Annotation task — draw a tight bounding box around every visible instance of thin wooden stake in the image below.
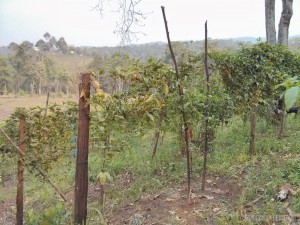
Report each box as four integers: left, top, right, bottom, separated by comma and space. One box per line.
161, 6, 191, 204
74, 72, 91, 225
16, 115, 26, 225
201, 21, 210, 191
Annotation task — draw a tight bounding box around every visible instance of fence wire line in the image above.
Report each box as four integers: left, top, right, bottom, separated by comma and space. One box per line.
0, 127, 67, 202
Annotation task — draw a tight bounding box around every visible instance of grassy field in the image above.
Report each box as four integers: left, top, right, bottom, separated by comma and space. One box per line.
0, 94, 77, 122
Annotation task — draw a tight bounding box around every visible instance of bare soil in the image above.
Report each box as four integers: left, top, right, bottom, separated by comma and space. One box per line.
104, 175, 241, 225
0, 174, 241, 225
0, 178, 17, 225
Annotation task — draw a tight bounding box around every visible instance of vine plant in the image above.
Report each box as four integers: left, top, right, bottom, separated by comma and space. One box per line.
211, 42, 300, 154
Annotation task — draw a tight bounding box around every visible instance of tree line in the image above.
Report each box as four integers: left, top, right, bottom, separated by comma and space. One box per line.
0, 33, 91, 95
1, 31, 299, 96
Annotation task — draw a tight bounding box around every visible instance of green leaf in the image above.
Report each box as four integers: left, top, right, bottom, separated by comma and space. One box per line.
284, 87, 300, 109
97, 172, 112, 185
44, 206, 56, 220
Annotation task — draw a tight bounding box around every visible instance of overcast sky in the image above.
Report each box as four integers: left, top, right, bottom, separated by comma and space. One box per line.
0, 0, 299, 47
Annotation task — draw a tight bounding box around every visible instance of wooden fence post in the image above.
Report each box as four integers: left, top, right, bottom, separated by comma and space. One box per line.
16, 115, 26, 225
201, 21, 210, 191
74, 73, 91, 225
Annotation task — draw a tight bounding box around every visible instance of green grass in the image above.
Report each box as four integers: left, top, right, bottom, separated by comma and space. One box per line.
211, 115, 300, 223
1, 113, 300, 224
98, 132, 186, 202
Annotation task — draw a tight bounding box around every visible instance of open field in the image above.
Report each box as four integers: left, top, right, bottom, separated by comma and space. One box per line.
0, 95, 77, 122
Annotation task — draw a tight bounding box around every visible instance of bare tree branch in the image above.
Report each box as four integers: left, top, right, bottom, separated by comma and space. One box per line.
94, 0, 149, 45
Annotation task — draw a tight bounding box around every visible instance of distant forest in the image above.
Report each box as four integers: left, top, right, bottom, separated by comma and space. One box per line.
0, 33, 299, 95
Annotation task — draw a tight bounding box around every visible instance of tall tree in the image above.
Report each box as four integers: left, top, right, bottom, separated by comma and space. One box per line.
278, 0, 293, 45
43, 32, 51, 41
265, 0, 276, 44
9, 42, 35, 93
56, 37, 68, 53
265, 0, 294, 138
0, 57, 15, 93
35, 39, 50, 51
48, 36, 57, 48
265, 0, 294, 45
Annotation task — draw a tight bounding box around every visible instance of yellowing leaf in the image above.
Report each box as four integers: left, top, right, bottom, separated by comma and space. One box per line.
128, 98, 137, 105
163, 83, 169, 95
96, 89, 105, 100
80, 90, 86, 99
93, 79, 101, 90
97, 172, 112, 185
103, 93, 113, 103
145, 94, 154, 103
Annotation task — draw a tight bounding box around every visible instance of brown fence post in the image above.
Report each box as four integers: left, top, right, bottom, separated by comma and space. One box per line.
74, 73, 91, 225
16, 115, 26, 225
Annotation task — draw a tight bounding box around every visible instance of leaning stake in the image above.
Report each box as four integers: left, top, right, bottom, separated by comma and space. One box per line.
161, 6, 191, 204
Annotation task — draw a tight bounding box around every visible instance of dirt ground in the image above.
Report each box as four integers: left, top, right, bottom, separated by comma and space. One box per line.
0, 174, 241, 225
0, 178, 17, 225
104, 175, 241, 225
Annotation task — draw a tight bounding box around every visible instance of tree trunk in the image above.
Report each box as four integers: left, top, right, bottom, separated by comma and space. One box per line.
265, 0, 276, 44
278, 0, 293, 45
38, 78, 42, 96
4, 82, 7, 94
249, 106, 257, 155
30, 81, 34, 95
